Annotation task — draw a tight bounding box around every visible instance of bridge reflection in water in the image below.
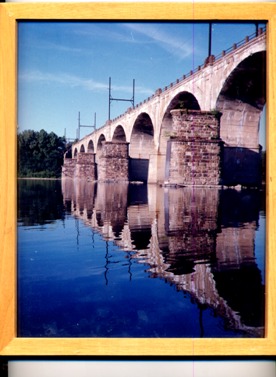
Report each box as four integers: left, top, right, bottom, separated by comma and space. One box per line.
62, 178, 265, 336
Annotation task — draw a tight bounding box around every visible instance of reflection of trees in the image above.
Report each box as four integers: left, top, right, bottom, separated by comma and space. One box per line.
18, 179, 65, 226
61, 179, 265, 334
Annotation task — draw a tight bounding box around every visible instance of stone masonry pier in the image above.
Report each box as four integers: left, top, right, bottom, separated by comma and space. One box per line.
166, 109, 222, 186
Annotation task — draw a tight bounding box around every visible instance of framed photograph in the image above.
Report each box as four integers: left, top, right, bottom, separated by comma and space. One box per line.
0, 2, 275, 356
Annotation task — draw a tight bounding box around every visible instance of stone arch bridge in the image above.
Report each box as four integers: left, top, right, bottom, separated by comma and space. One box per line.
63, 28, 266, 187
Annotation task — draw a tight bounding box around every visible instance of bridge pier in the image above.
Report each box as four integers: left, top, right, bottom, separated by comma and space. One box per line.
75, 152, 96, 180
147, 153, 161, 184
62, 155, 77, 178
165, 109, 222, 186
98, 141, 129, 182
62, 152, 96, 180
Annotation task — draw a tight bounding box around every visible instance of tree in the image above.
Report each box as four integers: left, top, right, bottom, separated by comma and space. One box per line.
18, 129, 67, 178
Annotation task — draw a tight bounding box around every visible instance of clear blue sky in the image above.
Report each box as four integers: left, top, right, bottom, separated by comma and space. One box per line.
18, 21, 266, 147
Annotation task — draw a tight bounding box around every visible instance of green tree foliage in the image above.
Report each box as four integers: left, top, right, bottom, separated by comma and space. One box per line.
18, 129, 67, 178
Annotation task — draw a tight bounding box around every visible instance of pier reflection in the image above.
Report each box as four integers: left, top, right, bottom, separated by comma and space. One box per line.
61, 179, 265, 335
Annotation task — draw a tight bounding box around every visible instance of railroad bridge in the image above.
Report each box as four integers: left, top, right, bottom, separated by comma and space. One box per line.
62, 29, 266, 187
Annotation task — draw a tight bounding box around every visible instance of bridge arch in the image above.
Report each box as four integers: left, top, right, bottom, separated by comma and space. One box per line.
97, 134, 106, 152
167, 91, 201, 113
87, 139, 95, 153
80, 144, 85, 153
216, 51, 266, 115
112, 125, 127, 142
129, 112, 154, 158
216, 50, 266, 185
95, 134, 106, 164
157, 91, 201, 182
160, 91, 201, 143
129, 112, 154, 182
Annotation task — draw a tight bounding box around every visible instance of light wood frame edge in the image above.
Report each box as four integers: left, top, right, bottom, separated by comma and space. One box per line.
0, 2, 275, 356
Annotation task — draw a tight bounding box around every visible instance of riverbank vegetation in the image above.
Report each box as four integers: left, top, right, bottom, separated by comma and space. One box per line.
18, 129, 67, 178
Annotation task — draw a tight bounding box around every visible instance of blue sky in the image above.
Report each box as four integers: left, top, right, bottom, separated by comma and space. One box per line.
18, 21, 266, 147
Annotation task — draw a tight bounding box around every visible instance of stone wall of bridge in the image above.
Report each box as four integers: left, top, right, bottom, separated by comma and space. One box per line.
63, 110, 224, 185
62, 157, 76, 178
63, 106, 262, 186
75, 152, 96, 181
166, 110, 222, 186
62, 152, 96, 180
63, 143, 129, 182
97, 141, 129, 182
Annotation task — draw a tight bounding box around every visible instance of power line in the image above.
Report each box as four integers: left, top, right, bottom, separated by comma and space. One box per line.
77, 112, 96, 140
108, 77, 135, 121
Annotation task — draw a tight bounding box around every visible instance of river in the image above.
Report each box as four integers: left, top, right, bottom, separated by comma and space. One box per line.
17, 179, 265, 338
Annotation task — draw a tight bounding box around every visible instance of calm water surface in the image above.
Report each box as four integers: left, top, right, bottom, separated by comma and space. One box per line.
17, 179, 265, 338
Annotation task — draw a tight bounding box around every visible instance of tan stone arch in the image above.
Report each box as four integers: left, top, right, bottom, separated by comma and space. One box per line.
87, 139, 95, 153
128, 112, 155, 182
156, 91, 201, 183
215, 49, 266, 186
96, 134, 106, 152
112, 124, 127, 142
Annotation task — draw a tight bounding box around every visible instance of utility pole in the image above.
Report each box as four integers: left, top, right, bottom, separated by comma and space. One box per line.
208, 22, 212, 57
108, 77, 135, 121
64, 128, 75, 143
255, 22, 259, 36
77, 112, 96, 140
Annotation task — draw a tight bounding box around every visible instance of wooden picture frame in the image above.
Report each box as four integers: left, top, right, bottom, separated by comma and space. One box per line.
0, 2, 275, 356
